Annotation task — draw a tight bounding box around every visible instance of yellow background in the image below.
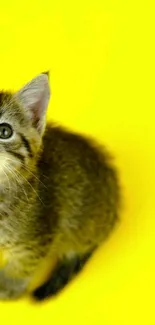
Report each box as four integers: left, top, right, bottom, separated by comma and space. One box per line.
0, 0, 155, 324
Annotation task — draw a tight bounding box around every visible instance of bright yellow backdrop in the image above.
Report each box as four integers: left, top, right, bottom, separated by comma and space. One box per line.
0, 0, 155, 324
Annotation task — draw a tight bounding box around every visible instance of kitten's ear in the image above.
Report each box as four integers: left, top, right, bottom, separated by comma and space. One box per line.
14, 73, 50, 135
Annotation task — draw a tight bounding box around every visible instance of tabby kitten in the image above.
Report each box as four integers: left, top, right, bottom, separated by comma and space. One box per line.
0, 73, 120, 300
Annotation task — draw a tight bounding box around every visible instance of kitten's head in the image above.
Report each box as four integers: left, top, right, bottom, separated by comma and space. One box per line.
0, 73, 50, 183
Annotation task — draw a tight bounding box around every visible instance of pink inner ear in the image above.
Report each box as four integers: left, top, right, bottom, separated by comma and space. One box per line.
28, 96, 47, 134
31, 97, 45, 130
14, 74, 50, 134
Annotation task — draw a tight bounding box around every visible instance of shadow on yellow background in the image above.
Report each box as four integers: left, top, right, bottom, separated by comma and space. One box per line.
0, 1, 155, 324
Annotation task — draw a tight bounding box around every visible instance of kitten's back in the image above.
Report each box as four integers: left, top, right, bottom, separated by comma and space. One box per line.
38, 125, 120, 252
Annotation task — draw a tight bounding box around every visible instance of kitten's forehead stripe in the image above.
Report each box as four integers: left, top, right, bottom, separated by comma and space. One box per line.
0, 92, 21, 119
0, 92, 12, 104
0, 92, 12, 115
0, 92, 6, 105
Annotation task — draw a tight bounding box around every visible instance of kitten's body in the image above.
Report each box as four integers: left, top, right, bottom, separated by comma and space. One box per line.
0, 74, 120, 300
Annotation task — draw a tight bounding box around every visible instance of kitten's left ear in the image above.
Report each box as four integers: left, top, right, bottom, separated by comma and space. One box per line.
14, 73, 50, 135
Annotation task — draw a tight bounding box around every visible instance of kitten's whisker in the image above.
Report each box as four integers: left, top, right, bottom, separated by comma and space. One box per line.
4, 157, 47, 189
1, 156, 44, 205
4, 164, 29, 204
1, 166, 11, 200
21, 165, 47, 189
11, 168, 29, 204
4, 164, 19, 200
14, 168, 45, 206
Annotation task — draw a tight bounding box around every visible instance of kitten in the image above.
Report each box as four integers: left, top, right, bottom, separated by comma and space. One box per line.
0, 73, 120, 300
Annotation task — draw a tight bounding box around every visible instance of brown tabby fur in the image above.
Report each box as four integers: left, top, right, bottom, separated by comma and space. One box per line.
0, 74, 120, 300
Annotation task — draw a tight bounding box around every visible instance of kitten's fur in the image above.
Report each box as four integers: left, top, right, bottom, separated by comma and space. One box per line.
0, 73, 120, 300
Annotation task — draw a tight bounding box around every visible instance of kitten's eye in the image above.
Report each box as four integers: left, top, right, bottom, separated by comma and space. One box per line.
0, 123, 13, 139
